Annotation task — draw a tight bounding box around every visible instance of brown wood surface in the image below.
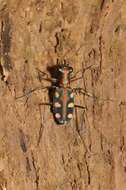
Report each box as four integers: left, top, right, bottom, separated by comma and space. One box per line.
0, 0, 126, 190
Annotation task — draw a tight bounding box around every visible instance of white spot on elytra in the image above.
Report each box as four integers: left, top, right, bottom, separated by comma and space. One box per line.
55, 92, 60, 98
68, 102, 74, 108
67, 113, 73, 119
55, 113, 61, 118
54, 102, 61, 108
70, 93, 74, 98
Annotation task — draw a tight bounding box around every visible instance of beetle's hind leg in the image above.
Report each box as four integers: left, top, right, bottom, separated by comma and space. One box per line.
74, 104, 87, 135
74, 104, 87, 133
37, 102, 52, 146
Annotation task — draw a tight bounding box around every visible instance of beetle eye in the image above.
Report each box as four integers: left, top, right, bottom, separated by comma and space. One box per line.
59, 68, 63, 72
69, 67, 73, 73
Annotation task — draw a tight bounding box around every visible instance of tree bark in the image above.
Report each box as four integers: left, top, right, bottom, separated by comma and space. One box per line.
0, 0, 126, 190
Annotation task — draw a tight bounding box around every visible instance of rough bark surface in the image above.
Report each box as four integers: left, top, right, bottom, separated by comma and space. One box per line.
0, 0, 126, 190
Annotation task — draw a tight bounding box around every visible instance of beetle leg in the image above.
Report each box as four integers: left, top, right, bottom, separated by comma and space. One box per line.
74, 88, 116, 102
73, 87, 95, 99
75, 105, 87, 110
70, 64, 94, 82
74, 104, 87, 134
37, 102, 52, 146
70, 75, 83, 82
16, 86, 52, 99
36, 68, 57, 83
39, 102, 52, 106
36, 68, 49, 78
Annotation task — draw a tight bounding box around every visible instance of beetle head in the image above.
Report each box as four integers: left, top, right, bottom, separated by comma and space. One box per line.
59, 60, 73, 74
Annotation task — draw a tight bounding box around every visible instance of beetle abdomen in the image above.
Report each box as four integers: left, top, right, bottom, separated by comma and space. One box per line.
53, 87, 74, 124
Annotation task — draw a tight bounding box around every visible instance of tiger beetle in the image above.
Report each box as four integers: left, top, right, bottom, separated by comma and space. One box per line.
17, 60, 94, 124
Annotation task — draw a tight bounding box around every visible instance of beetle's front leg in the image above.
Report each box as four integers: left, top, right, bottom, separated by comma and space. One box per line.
70, 65, 94, 82
36, 68, 57, 83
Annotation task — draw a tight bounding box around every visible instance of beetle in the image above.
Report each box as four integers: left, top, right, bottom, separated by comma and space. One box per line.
53, 61, 75, 124
16, 60, 93, 124
52, 61, 94, 124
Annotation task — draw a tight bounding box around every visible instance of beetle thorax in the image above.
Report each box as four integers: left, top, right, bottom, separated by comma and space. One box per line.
61, 69, 70, 87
